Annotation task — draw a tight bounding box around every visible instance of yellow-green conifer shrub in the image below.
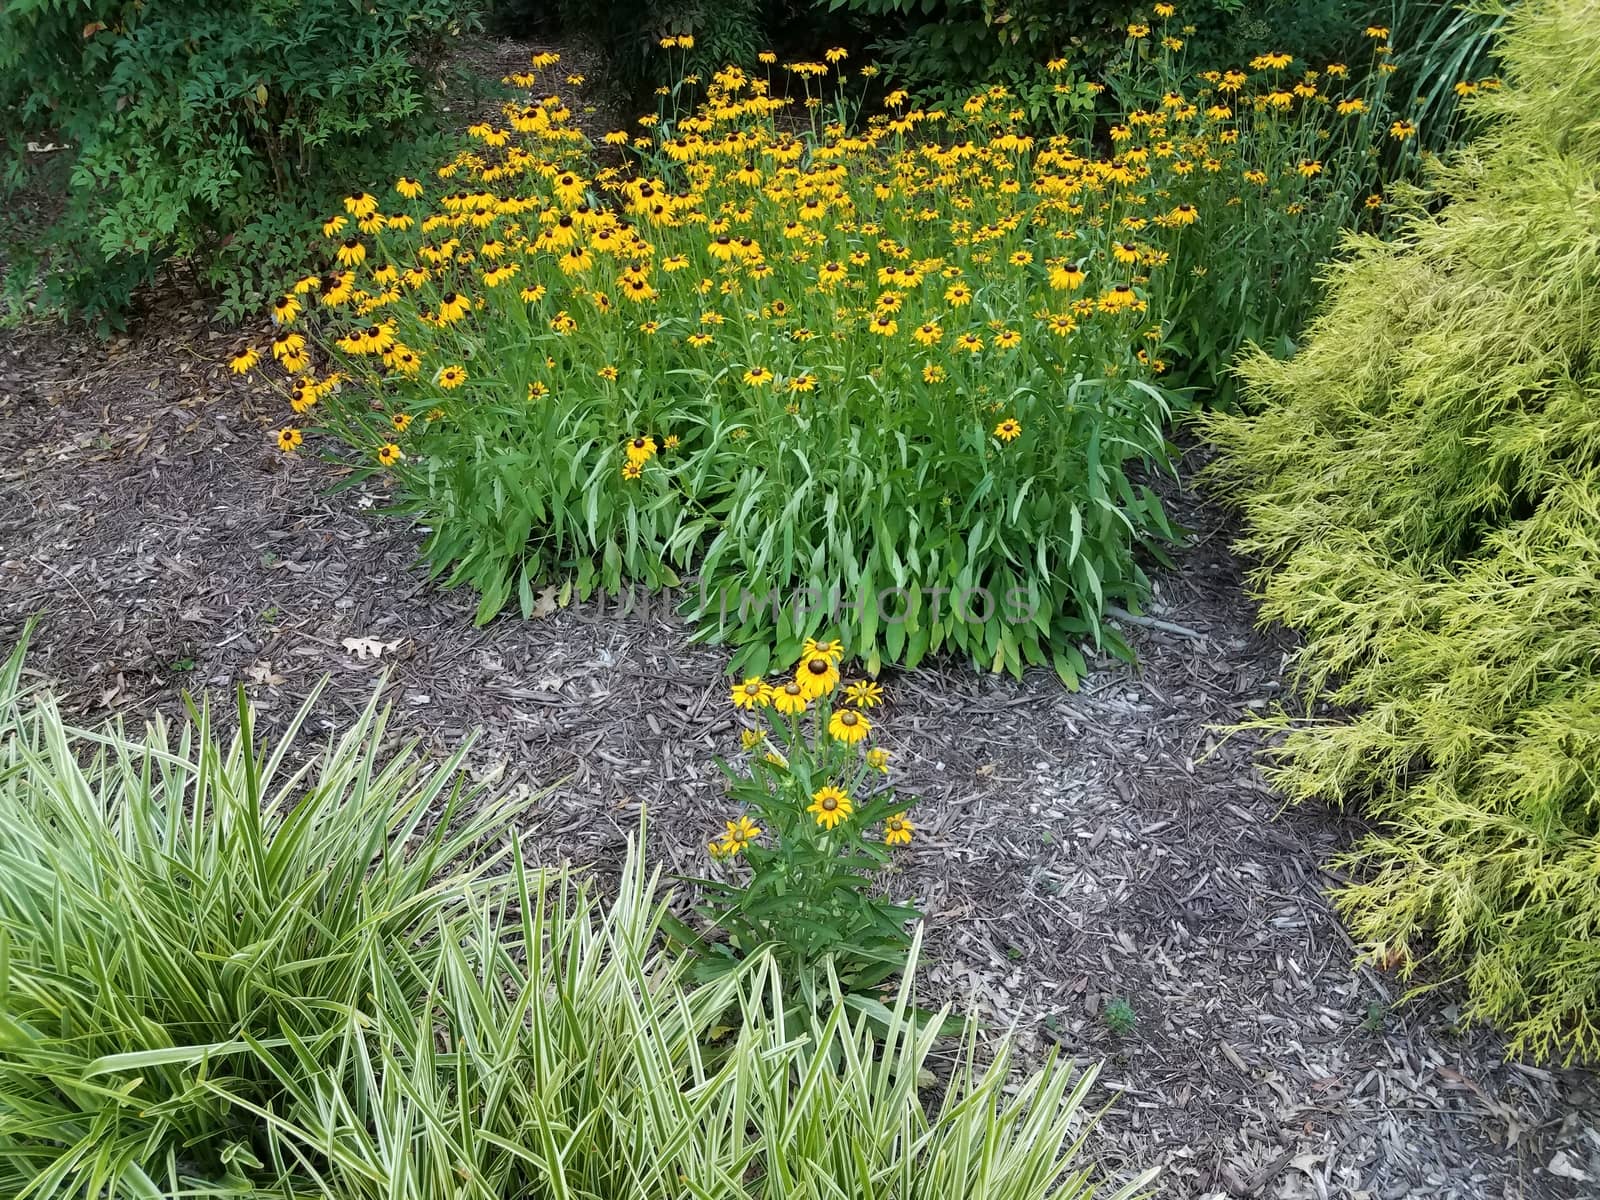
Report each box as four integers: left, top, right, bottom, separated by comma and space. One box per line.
1204, 0, 1600, 1062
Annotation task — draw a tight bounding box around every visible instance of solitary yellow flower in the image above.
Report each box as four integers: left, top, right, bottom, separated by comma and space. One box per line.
808, 786, 853, 830
828, 708, 870, 745
742, 365, 775, 387
723, 814, 761, 852
276, 427, 303, 453
866, 747, 891, 773
1389, 119, 1417, 140
731, 677, 771, 709
844, 680, 884, 708
377, 442, 404, 467
994, 417, 1022, 442
436, 365, 467, 390
883, 812, 913, 846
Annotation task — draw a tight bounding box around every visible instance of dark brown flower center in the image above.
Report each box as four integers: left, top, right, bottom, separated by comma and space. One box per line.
840, 711, 858, 725
807, 659, 829, 675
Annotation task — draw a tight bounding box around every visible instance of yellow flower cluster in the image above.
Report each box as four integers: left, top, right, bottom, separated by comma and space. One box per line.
717, 638, 904, 853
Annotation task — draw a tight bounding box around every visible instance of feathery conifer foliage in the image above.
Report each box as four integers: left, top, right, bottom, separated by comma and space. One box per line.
1204, 0, 1600, 1062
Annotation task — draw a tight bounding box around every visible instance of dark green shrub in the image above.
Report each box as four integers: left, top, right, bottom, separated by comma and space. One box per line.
0, 0, 474, 328
817, 0, 1360, 114
1205, 0, 1600, 1061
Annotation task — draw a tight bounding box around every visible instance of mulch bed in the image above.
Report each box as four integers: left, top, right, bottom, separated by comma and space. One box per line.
3, 35, 1598, 1200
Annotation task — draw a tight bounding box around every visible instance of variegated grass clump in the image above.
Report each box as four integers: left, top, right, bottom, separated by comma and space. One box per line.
1204, 0, 1600, 1061
0, 636, 1151, 1198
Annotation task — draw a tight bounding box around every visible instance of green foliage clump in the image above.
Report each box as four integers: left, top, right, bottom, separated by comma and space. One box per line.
1203, 0, 1600, 1061
0, 0, 471, 328
0, 639, 1152, 1198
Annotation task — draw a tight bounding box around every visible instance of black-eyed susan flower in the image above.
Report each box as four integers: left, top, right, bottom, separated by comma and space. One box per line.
391, 412, 412, 433
626, 435, 657, 465
723, 814, 761, 851
742, 365, 774, 387
797, 655, 840, 700
883, 812, 913, 846
229, 347, 260, 374
377, 442, 404, 467
912, 321, 942, 347
808, 786, 853, 830
731, 677, 771, 709
435, 365, 467, 390
771, 679, 808, 715
621, 461, 643, 481
994, 328, 1021, 351
437, 292, 471, 323
994, 417, 1022, 442
1389, 119, 1416, 140
844, 680, 883, 708
955, 332, 984, 353
828, 708, 870, 745
335, 237, 366, 267
276, 427, 303, 453
663, 434, 680, 450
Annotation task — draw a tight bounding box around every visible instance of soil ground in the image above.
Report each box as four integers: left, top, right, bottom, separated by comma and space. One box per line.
2, 32, 1599, 1200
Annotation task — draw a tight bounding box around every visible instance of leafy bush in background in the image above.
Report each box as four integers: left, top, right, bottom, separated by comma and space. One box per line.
1204, 0, 1600, 1061
0, 0, 473, 328
0, 638, 1151, 1198
817, 0, 1360, 114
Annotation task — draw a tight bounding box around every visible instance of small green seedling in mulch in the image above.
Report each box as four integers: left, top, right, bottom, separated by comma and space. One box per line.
260, 605, 280, 624
1361, 1000, 1387, 1033
167, 658, 196, 672
1104, 997, 1137, 1036
1005, 945, 1025, 962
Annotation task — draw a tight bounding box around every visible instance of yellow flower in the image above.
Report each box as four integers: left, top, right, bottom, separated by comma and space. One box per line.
771, 679, 808, 715
828, 707, 870, 745
395, 176, 423, 199
1389, 119, 1417, 140
844, 680, 884, 708
731, 677, 772, 709
335, 238, 366, 267
229, 347, 260, 374
437, 292, 471, 323
1249, 51, 1293, 70
598, 364, 619, 381
883, 812, 913, 846
723, 814, 761, 852
912, 321, 942, 346
391, 412, 413, 433
626, 435, 658, 465
377, 442, 404, 467
797, 654, 840, 699
276, 427, 303, 453
436, 365, 468, 390
808, 786, 853, 830
742, 365, 775, 387
994, 417, 1023, 442
621, 461, 643, 481
866, 747, 890, 773
955, 332, 984, 354
1365, 25, 1390, 38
